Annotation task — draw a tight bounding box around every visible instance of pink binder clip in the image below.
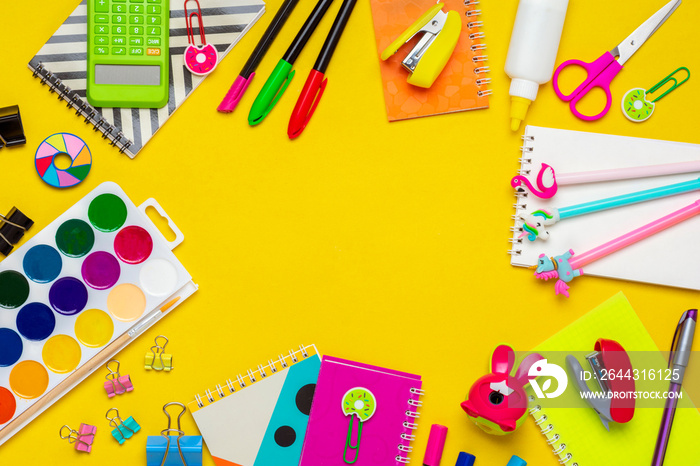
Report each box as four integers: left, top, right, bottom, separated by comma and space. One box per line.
60, 424, 96, 453
104, 359, 134, 397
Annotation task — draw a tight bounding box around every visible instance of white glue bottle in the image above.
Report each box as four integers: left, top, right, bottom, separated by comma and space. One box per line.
505, 0, 569, 131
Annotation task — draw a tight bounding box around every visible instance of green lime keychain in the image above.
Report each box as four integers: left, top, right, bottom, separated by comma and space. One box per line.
621, 67, 690, 122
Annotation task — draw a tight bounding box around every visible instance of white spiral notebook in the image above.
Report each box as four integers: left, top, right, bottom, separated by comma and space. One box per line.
188, 345, 321, 466
509, 126, 700, 291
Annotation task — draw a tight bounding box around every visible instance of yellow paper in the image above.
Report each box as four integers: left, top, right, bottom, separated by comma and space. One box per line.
531, 293, 700, 465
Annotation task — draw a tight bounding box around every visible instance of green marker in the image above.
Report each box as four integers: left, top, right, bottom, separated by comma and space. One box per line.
248, 0, 335, 125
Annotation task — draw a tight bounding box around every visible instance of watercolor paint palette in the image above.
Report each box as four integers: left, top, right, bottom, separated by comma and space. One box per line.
0, 182, 196, 444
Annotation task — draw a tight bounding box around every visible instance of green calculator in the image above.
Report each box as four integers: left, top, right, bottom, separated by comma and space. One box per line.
87, 0, 170, 108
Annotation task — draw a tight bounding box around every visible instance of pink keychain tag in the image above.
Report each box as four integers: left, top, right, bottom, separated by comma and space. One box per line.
184, 0, 218, 76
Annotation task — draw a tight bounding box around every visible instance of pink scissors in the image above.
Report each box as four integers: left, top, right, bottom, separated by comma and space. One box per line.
552, 0, 681, 121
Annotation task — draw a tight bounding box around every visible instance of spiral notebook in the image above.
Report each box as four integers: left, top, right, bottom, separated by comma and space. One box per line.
528, 292, 700, 465
509, 126, 700, 291
369, 0, 490, 121
28, 0, 264, 158
298, 356, 424, 466
188, 345, 321, 466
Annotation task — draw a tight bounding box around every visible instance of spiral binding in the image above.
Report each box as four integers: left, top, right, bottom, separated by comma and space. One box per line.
464, 1, 491, 98
527, 396, 580, 466
192, 344, 313, 408
508, 134, 537, 256
29, 62, 132, 155
394, 386, 424, 464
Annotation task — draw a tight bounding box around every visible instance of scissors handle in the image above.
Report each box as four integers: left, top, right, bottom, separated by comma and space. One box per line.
552, 52, 623, 121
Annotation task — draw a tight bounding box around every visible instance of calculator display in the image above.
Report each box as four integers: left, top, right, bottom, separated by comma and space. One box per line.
94, 65, 161, 85
87, 0, 170, 108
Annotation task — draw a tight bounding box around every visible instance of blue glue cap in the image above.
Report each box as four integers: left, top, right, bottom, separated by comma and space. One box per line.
455, 452, 476, 466
506, 455, 526, 466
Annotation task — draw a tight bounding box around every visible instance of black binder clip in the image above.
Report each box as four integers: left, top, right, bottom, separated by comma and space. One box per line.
0, 105, 26, 148
0, 207, 33, 256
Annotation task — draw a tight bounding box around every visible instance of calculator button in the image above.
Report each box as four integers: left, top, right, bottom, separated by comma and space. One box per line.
112, 3, 125, 12
147, 0, 161, 3
112, 15, 126, 23
130, 4, 143, 12
129, 48, 144, 55
95, 46, 109, 55
131, 0, 144, 2
95, 0, 108, 13
130, 26, 144, 34
112, 36, 126, 45
95, 14, 109, 23
130, 15, 143, 24
95, 35, 109, 45
147, 26, 160, 35
147, 5, 160, 13
112, 25, 126, 34
95, 25, 108, 34
146, 37, 161, 46
113, 47, 126, 55
113, 0, 126, 2
130, 37, 144, 45
147, 16, 161, 25
147, 48, 161, 56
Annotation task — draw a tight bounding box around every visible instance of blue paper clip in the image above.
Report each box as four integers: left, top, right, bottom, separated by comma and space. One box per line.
106, 408, 141, 445
146, 402, 202, 466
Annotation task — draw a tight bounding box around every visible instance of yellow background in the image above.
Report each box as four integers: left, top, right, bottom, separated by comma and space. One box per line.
2, 0, 699, 464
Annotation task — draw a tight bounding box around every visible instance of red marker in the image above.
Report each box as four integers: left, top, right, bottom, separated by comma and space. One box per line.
288, 0, 357, 139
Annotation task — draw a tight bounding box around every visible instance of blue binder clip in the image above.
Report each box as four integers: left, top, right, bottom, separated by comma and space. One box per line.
146, 402, 202, 466
106, 408, 141, 445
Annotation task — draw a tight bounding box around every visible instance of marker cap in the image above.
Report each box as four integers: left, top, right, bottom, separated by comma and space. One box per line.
506, 455, 527, 466
423, 424, 448, 466
455, 452, 475, 466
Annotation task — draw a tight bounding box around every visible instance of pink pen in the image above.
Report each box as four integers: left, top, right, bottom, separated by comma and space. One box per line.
512, 160, 700, 199
217, 0, 300, 113
531, 199, 700, 297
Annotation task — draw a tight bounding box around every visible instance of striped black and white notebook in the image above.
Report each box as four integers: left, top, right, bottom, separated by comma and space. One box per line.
28, 0, 265, 158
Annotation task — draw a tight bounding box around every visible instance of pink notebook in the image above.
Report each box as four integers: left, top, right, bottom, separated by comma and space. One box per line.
299, 356, 424, 466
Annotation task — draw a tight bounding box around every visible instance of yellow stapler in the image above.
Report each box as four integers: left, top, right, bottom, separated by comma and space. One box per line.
381, 3, 461, 88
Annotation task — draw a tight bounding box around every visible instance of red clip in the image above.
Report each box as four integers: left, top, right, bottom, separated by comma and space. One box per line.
596, 338, 635, 424
184, 0, 207, 47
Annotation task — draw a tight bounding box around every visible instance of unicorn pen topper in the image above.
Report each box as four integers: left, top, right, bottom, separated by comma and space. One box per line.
512, 160, 700, 199
532, 199, 700, 297
519, 177, 700, 241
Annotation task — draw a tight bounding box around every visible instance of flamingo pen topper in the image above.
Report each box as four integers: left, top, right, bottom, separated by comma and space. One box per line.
519, 177, 700, 241
512, 159, 700, 200
532, 199, 700, 297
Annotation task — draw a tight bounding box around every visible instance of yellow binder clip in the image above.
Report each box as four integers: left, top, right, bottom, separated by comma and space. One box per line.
145, 335, 173, 371
380, 3, 461, 88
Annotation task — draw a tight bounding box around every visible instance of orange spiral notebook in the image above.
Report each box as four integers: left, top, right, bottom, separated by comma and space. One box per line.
369, 0, 490, 121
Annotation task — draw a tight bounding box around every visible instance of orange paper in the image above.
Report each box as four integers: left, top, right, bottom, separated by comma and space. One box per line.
369, 0, 490, 121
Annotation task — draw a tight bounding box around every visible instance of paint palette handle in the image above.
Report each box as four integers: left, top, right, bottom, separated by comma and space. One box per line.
138, 199, 184, 250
